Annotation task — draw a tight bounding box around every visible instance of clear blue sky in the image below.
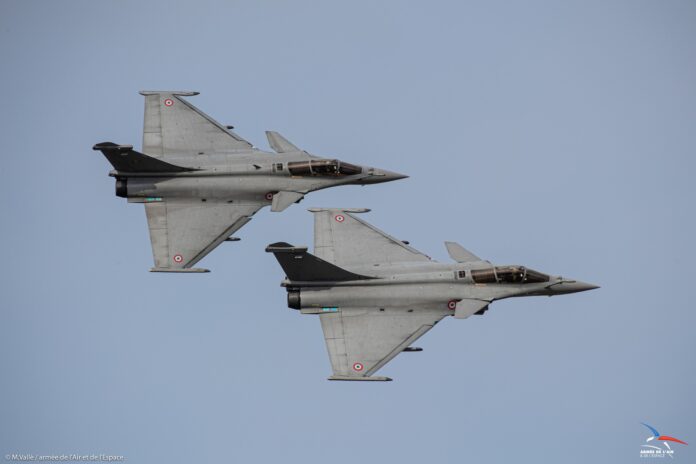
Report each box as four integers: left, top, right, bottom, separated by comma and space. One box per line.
1, 1, 694, 462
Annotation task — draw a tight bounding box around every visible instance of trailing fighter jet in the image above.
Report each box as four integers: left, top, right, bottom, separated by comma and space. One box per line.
266, 208, 598, 381
93, 91, 406, 272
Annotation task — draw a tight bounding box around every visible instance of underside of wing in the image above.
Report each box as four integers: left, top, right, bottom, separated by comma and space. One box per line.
144, 199, 263, 271
310, 208, 432, 268
319, 306, 448, 380
140, 91, 253, 157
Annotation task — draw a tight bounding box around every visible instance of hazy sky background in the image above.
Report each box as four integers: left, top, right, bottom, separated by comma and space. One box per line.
1, 1, 694, 462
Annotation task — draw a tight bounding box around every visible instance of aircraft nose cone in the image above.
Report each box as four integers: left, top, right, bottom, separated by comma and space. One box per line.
361, 168, 409, 184
549, 280, 600, 294
381, 169, 409, 181
569, 281, 600, 293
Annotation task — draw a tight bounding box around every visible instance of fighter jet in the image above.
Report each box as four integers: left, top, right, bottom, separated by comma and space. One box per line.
266, 208, 598, 381
93, 91, 406, 272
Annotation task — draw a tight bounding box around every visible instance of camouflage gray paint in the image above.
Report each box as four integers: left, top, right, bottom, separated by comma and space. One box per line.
93, 91, 406, 272
267, 208, 598, 381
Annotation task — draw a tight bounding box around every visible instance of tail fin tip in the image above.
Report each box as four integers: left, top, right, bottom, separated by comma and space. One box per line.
265, 242, 308, 253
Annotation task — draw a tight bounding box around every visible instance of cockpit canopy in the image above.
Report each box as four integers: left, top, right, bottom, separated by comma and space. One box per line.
288, 159, 363, 177
471, 266, 549, 284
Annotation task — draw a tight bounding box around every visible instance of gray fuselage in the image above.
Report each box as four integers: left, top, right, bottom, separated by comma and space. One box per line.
112, 150, 404, 202
283, 261, 597, 313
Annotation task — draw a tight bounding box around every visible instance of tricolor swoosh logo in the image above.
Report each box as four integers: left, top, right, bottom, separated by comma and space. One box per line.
642, 422, 688, 447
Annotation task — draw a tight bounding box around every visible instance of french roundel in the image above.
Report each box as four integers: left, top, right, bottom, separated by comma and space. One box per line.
447, 300, 457, 310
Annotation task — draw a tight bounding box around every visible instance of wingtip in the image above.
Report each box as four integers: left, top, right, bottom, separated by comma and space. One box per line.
149, 267, 210, 273
307, 207, 371, 213
139, 90, 200, 97
327, 375, 392, 381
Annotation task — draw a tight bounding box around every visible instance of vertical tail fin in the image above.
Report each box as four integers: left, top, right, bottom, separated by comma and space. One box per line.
92, 142, 195, 173
265, 242, 372, 282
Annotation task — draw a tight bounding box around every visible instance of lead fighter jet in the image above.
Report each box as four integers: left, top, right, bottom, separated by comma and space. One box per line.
93, 91, 406, 272
266, 208, 598, 381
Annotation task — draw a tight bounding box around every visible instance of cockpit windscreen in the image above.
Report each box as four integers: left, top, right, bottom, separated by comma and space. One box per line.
471, 266, 549, 284
288, 159, 362, 177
